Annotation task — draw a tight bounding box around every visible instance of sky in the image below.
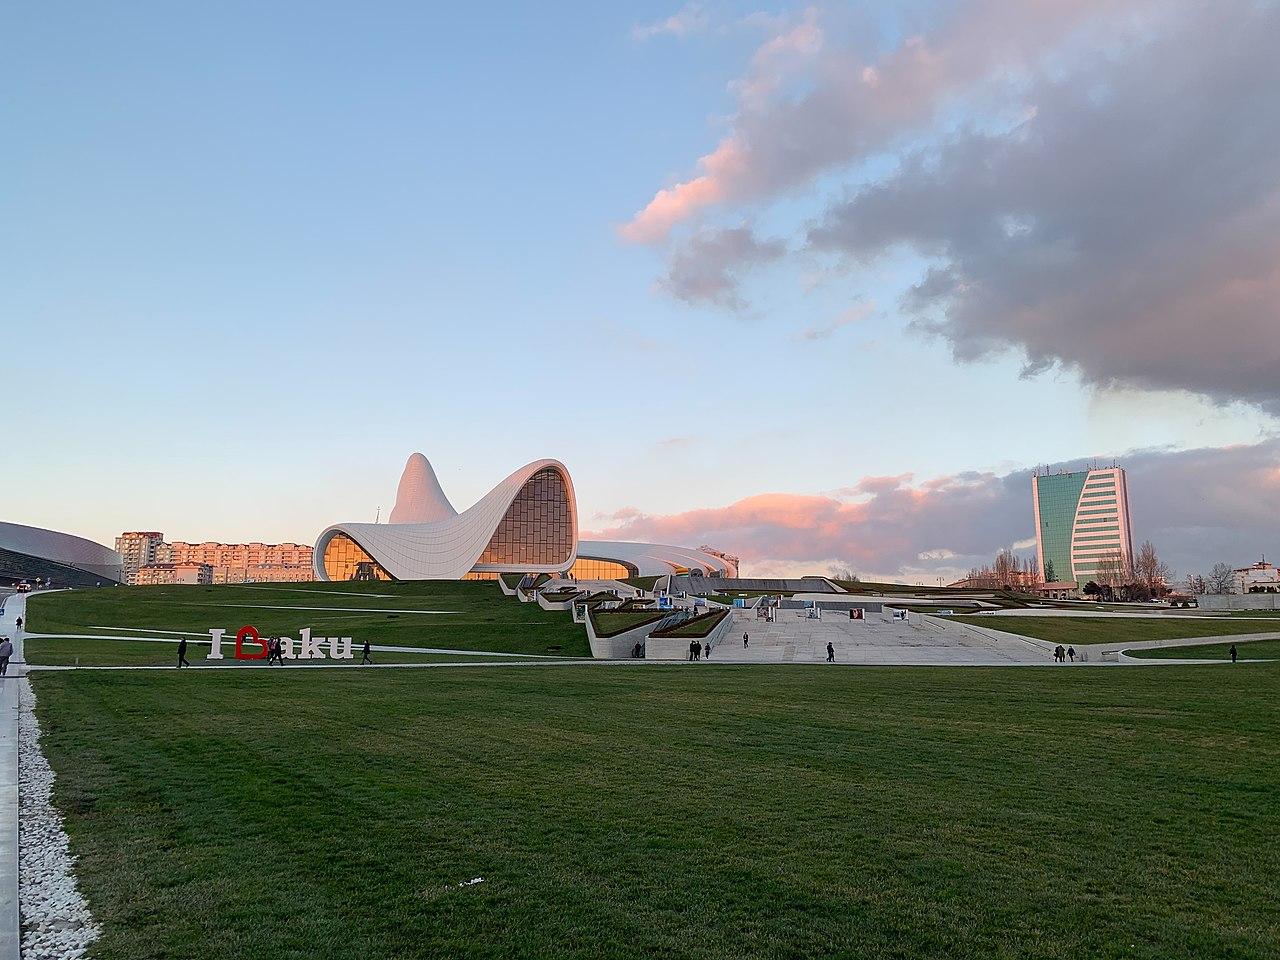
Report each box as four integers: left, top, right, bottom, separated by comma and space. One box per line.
2, 0, 1278, 582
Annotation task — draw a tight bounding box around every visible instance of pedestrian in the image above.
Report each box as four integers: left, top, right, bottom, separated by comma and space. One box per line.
704, 641, 711, 660
0, 637, 11, 677
361, 639, 372, 665
1230, 644, 1238, 664
743, 632, 749, 649
826, 642, 835, 662
694, 641, 702, 661
268, 637, 285, 665
1067, 646, 1076, 663
1053, 644, 1064, 663
689, 640, 697, 661
14, 617, 22, 632
177, 636, 190, 669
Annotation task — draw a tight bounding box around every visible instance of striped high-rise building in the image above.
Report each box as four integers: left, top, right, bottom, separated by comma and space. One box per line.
1031, 467, 1134, 587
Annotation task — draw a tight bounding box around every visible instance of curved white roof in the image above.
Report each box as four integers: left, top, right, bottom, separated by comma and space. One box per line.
578, 540, 735, 578
0, 521, 124, 582
316, 458, 577, 580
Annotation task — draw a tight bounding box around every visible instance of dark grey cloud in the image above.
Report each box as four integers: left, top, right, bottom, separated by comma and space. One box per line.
657, 225, 785, 310
808, 3, 1280, 412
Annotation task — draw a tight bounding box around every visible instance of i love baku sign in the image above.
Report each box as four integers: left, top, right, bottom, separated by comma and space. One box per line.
205, 626, 355, 661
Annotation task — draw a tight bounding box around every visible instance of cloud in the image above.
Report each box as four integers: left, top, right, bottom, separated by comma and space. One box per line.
656, 225, 785, 310
583, 439, 1280, 581
633, 3, 710, 42
808, 3, 1280, 413
797, 300, 874, 341
622, 0, 1158, 242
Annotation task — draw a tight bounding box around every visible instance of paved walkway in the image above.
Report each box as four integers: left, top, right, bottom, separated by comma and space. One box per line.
0, 678, 17, 960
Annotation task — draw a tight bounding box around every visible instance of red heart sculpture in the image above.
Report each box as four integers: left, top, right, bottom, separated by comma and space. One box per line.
234, 625, 268, 660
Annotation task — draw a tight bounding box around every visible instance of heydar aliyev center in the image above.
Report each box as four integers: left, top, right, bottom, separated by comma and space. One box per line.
313, 454, 738, 582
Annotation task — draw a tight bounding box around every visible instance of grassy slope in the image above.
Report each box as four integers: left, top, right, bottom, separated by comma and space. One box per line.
25, 580, 589, 657
951, 615, 1280, 646
33, 666, 1280, 960
1126, 638, 1280, 660
23, 638, 497, 667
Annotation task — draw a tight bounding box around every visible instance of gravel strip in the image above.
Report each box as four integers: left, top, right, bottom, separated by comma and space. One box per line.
18, 680, 100, 959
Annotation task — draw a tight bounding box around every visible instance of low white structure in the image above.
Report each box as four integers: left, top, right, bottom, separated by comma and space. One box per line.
575, 540, 737, 579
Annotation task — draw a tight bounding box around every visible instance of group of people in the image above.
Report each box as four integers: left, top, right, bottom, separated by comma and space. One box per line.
688, 640, 709, 660
1053, 644, 1077, 663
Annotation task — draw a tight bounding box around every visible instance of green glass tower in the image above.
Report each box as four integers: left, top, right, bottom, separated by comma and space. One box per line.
1032, 468, 1133, 587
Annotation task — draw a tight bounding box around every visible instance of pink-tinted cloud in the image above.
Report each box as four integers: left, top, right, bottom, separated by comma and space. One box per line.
623, 0, 1156, 242
633, 3, 711, 42
583, 440, 1280, 581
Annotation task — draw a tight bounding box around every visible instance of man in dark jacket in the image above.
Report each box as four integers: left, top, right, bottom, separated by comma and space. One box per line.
177, 637, 190, 668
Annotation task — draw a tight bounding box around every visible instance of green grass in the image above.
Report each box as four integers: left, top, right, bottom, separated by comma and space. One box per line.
1126, 638, 1280, 660
951, 615, 1280, 646
23, 638, 498, 667
651, 609, 728, 638
588, 609, 669, 637
622, 576, 661, 590
32, 665, 1280, 959
25, 580, 590, 657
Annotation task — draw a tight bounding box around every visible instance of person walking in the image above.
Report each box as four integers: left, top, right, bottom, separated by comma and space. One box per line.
704, 641, 712, 660
268, 637, 285, 665
743, 632, 749, 649
361, 639, 372, 665
1053, 644, 1064, 663
694, 641, 702, 661
1067, 646, 1076, 663
689, 640, 697, 661
0, 637, 11, 677
1230, 644, 1238, 664
177, 636, 190, 669
826, 642, 835, 663
14, 617, 22, 632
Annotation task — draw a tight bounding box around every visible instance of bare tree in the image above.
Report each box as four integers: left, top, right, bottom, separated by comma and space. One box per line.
829, 565, 861, 583
1093, 551, 1130, 591
1207, 562, 1236, 595
1184, 573, 1207, 595
1133, 541, 1173, 596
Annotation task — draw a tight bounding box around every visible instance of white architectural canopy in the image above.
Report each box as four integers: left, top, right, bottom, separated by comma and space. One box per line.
314, 453, 739, 582
315, 456, 578, 581
0, 520, 124, 584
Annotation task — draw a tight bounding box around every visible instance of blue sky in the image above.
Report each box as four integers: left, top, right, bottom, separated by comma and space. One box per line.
3, 1, 1277, 579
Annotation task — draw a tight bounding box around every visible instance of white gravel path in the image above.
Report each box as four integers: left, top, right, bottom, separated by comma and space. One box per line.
18, 680, 100, 959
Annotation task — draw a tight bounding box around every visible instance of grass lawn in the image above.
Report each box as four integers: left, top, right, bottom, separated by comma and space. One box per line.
588, 609, 668, 637
31, 665, 1280, 959
952, 615, 1280, 646
651, 610, 728, 638
23, 638, 499, 667
1126, 638, 1280, 660
25, 580, 589, 657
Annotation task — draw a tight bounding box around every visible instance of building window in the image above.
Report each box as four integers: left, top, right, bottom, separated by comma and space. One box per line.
323, 533, 394, 581
569, 557, 636, 580
473, 467, 574, 568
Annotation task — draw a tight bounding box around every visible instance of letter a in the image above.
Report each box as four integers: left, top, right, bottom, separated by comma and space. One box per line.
298, 628, 325, 660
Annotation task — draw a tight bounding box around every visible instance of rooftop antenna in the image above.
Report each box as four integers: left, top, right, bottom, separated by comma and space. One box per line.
374, 505, 381, 524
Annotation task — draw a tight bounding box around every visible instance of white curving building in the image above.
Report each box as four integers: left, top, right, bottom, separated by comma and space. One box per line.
0, 520, 124, 586
313, 454, 737, 582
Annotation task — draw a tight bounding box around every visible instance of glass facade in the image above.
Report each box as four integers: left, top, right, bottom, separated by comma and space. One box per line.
473, 467, 574, 568
570, 557, 636, 580
1034, 472, 1088, 585
1034, 469, 1131, 586
322, 532, 394, 581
